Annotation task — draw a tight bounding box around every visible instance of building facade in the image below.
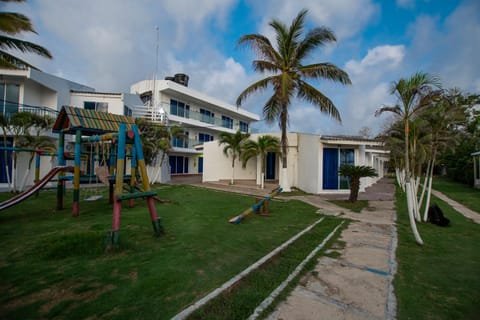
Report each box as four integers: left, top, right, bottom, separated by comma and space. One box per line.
130, 74, 259, 177
203, 132, 389, 194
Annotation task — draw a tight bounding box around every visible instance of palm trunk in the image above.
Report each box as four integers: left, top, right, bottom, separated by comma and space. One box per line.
405, 120, 423, 245
231, 156, 235, 185
418, 159, 431, 209
423, 149, 437, 221
349, 177, 360, 202
280, 109, 290, 191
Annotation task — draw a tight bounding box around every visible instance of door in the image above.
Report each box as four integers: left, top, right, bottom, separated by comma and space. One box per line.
198, 157, 203, 173
266, 152, 276, 180
0, 138, 12, 183
323, 148, 339, 189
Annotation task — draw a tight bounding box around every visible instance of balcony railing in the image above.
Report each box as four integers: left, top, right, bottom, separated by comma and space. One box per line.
0, 100, 58, 120
172, 137, 207, 149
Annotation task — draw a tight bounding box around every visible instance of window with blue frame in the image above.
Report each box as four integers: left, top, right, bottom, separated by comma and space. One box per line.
172, 131, 189, 148
322, 148, 355, 190
339, 149, 355, 189
222, 115, 233, 129
84, 101, 108, 112
198, 133, 213, 143
170, 99, 190, 118
200, 108, 215, 124
169, 155, 189, 174
239, 121, 249, 133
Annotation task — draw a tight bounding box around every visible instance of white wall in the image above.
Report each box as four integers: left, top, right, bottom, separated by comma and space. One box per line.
297, 134, 320, 193
202, 140, 256, 182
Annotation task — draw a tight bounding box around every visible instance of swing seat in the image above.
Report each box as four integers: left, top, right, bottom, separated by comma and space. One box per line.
85, 195, 103, 201
95, 166, 110, 185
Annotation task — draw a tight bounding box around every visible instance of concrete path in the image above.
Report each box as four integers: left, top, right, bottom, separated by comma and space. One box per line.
431, 189, 480, 224
266, 180, 397, 320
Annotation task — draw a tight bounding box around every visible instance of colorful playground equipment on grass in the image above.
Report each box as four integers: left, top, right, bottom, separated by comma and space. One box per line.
52, 106, 163, 246
228, 187, 282, 224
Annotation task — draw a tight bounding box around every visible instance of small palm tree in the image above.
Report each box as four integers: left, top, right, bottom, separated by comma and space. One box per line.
338, 164, 377, 202
241, 135, 280, 188
0, 0, 52, 69
218, 130, 250, 184
236, 9, 351, 191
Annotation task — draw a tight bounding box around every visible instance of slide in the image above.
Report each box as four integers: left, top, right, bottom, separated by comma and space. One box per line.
0, 166, 73, 211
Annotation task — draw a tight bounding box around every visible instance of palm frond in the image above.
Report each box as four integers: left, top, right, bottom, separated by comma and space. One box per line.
294, 27, 336, 62
236, 76, 274, 107
0, 12, 35, 35
297, 80, 341, 122
299, 62, 351, 85
0, 35, 52, 58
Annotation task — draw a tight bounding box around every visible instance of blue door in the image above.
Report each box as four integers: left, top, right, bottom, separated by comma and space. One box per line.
266, 152, 276, 180
0, 138, 12, 183
323, 148, 338, 189
198, 157, 203, 173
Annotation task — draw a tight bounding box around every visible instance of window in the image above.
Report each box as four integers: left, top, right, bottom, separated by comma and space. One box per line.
198, 133, 214, 143
200, 108, 215, 124
170, 99, 190, 118
0, 83, 20, 117
173, 131, 189, 148
169, 155, 189, 174
84, 101, 108, 112
222, 115, 233, 129
339, 149, 355, 189
124, 105, 132, 117
239, 121, 249, 133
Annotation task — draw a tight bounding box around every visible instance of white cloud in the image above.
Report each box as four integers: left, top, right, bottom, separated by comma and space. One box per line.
345, 45, 405, 78
396, 0, 415, 9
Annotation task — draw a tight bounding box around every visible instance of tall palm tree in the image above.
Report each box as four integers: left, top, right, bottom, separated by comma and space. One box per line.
241, 135, 280, 188
338, 164, 377, 202
376, 71, 441, 245
236, 9, 351, 191
218, 130, 250, 185
0, 0, 52, 69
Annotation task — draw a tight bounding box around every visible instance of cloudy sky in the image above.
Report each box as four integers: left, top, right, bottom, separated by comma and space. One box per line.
6, 0, 479, 136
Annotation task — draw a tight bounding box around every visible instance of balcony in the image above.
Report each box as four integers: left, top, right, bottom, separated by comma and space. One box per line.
0, 100, 59, 120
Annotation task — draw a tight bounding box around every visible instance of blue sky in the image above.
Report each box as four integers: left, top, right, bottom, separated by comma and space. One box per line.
5, 0, 479, 136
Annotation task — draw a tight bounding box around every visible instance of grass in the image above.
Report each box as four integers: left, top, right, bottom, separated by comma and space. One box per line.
432, 176, 480, 213
394, 185, 480, 320
0, 184, 344, 319
328, 199, 369, 213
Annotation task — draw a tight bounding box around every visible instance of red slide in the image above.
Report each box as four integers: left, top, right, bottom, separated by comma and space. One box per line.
0, 166, 73, 211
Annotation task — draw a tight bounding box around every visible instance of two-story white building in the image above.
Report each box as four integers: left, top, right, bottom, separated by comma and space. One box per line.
130, 74, 260, 177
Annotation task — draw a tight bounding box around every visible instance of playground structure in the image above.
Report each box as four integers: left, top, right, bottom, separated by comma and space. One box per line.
228, 187, 282, 224
50, 106, 163, 246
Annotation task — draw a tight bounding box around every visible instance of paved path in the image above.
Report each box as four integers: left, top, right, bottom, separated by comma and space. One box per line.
431, 189, 480, 224
266, 180, 397, 320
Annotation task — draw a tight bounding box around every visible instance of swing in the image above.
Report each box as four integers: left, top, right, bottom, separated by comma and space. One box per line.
95, 141, 110, 186
85, 142, 105, 201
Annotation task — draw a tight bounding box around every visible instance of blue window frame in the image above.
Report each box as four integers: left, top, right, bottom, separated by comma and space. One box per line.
173, 131, 189, 148
222, 115, 233, 129
198, 133, 213, 143
200, 108, 215, 124
170, 99, 190, 118
169, 155, 189, 174
323, 148, 355, 190
239, 121, 249, 133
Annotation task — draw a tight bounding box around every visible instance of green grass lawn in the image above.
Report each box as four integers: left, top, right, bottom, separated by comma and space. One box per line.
433, 176, 480, 213
394, 186, 480, 319
0, 185, 343, 319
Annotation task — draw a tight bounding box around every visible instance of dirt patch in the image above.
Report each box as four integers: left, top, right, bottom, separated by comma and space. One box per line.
1, 280, 115, 317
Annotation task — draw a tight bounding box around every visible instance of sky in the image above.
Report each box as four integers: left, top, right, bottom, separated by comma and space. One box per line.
4, 0, 479, 136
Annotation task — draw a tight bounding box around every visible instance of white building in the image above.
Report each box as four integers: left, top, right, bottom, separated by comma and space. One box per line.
0, 68, 143, 189
130, 74, 260, 177
203, 132, 389, 194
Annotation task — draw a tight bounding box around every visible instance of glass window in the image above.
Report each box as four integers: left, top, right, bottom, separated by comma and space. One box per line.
199, 133, 213, 143
200, 108, 215, 124
84, 101, 108, 112
239, 121, 249, 133
222, 115, 233, 129
339, 149, 355, 189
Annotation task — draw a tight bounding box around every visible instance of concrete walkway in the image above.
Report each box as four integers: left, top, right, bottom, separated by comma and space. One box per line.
266, 179, 397, 320
431, 189, 480, 224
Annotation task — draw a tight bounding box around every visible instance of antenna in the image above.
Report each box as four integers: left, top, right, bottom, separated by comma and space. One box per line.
151, 26, 160, 121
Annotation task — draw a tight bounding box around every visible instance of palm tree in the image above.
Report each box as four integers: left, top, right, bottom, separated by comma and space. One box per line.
218, 130, 250, 185
236, 9, 351, 191
0, 0, 52, 69
338, 164, 377, 202
375, 71, 441, 245
241, 135, 280, 188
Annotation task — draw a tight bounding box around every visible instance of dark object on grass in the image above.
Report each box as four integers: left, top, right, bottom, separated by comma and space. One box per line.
428, 204, 450, 226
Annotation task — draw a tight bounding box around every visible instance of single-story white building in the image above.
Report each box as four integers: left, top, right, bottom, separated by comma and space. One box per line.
203, 132, 389, 194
